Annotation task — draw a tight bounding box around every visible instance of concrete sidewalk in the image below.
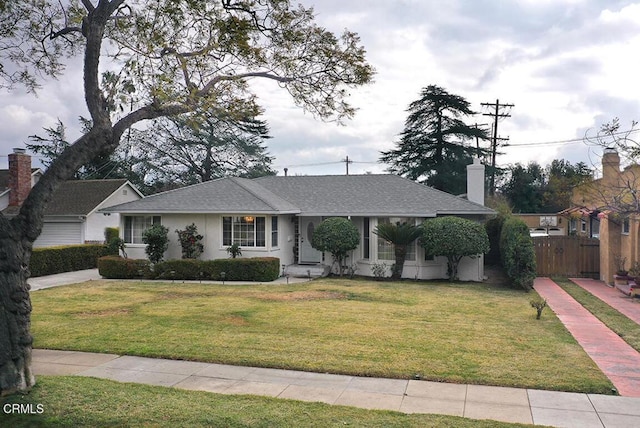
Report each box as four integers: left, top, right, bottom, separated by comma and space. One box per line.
33, 349, 640, 427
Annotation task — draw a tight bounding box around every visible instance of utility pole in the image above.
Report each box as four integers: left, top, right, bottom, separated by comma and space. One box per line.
481, 99, 514, 195
342, 155, 353, 175
472, 123, 490, 154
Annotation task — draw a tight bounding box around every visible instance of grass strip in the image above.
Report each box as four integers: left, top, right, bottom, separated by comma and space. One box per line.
0, 376, 534, 427
552, 277, 640, 352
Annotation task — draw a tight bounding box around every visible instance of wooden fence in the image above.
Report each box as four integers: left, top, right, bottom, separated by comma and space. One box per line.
533, 236, 599, 278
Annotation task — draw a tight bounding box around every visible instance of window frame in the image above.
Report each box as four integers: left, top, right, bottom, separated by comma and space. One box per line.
123, 215, 161, 244
222, 215, 267, 248
271, 216, 279, 248
376, 217, 417, 262
623, 217, 630, 235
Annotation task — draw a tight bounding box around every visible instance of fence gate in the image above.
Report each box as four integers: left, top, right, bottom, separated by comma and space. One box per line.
533, 236, 599, 278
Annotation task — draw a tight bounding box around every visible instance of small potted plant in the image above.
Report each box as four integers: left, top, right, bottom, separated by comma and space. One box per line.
629, 261, 640, 284
614, 254, 629, 287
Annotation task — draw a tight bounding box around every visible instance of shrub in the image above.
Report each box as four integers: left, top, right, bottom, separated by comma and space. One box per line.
421, 216, 490, 281
30, 244, 109, 277
142, 224, 169, 263
226, 243, 242, 258
101, 257, 281, 282
311, 217, 359, 276
152, 259, 203, 280
97, 256, 151, 279
499, 217, 537, 291
485, 215, 506, 265
104, 227, 119, 243
176, 223, 204, 259
371, 262, 388, 280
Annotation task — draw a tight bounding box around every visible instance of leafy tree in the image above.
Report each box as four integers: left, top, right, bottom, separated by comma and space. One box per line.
130, 108, 275, 188
176, 223, 204, 259
0, 0, 373, 396
142, 224, 169, 264
543, 159, 592, 212
501, 160, 592, 213
27, 117, 145, 184
501, 162, 546, 213
380, 85, 489, 194
373, 221, 422, 280
420, 216, 490, 281
311, 217, 360, 276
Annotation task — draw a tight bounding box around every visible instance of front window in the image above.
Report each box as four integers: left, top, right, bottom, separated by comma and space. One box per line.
363, 217, 370, 259
623, 218, 630, 235
223, 216, 266, 247
271, 216, 278, 247
376, 218, 416, 261
124, 216, 161, 244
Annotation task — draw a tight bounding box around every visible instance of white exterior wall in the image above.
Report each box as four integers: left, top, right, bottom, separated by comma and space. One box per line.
86, 184, 142, 242
122, 213, 296, 266
351, 216, 485, 282
120, 212, 484, 281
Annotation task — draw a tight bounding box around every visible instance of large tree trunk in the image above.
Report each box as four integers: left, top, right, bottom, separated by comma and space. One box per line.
0, 232, 34, 396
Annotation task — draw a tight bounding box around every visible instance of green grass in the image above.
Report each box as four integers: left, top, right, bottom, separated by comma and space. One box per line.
0, 376, 533, 427
30, 278, 614, 393
553, 277, 640, 352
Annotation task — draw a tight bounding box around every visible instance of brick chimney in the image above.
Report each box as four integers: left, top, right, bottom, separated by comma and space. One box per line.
8, 148, 32, 207
466, 157, 485, 206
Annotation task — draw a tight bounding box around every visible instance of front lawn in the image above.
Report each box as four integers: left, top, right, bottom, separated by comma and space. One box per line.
30, 278, 613, 393
0, 376, 531, 427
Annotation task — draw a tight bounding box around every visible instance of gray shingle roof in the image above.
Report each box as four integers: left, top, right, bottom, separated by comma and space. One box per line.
102, 177, 300, 214
255, 175, 494, 216
103, 174, 494, 217
44, 179, 132, 215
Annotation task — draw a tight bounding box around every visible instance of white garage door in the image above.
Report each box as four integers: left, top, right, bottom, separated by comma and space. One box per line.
34, 222, 83, 248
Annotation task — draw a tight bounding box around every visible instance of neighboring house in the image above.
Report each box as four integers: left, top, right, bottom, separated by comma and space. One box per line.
103, 159, 495, 281
0, 149, 43, 211
1, 149, 143, 247
569, 148, 637, 284
513, 213, 569, 237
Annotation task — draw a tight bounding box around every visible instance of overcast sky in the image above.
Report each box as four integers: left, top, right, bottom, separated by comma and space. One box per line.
1, 0, 640, 176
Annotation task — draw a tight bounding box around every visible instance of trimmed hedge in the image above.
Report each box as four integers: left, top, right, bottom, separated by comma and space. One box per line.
499, 217, 537, 291
98, 257, 280, 282
97, 256, 152, 279
30, 244, 109, 277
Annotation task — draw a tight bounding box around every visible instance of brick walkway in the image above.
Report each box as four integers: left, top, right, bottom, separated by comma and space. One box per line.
570, 278, 640, 325
534, 278, 640, 397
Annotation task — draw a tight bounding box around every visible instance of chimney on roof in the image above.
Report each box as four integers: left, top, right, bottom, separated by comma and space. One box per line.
602, 147, 620, 182
8, 148, 32, 207
466, 157, 485, 206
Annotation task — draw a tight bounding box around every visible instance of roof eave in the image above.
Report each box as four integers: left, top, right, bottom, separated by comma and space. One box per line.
99, 208, 301, 215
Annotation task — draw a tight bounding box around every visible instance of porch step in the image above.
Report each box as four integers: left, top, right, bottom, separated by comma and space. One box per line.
285, 264, 330, 278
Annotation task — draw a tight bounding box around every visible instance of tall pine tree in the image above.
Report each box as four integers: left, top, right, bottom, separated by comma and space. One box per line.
380, 85, 488, 195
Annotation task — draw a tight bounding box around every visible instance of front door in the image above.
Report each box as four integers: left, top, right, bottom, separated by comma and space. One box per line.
299, 217, 323, 264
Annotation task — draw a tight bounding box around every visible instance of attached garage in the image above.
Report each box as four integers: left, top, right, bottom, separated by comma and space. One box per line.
34, 219, 84, 248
